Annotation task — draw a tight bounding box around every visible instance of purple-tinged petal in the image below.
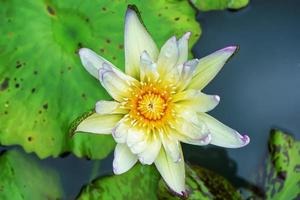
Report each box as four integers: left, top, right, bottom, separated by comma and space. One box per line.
187, 46, 239, 90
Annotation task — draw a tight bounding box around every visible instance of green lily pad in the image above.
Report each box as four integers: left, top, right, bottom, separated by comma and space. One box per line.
190, 0, 249, 11
77, 164, 160, 200
255, 129, 300, 199
0, 150, 63, 199
0, 0, 201, 159
158, 165, 242, 199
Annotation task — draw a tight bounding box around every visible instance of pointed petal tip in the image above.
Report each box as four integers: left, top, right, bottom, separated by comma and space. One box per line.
214, 95, 220, 102
219, 45, 239, 54
233, 132, 250, 148
78, 47, 89, 56
167, 185, 188, 198
126, 4, 138, 14
112, 163, 121, 175
201, 134, 212, 145
184, 32, 192, 39
240, 133, 250, 146
170, 35, 177, 42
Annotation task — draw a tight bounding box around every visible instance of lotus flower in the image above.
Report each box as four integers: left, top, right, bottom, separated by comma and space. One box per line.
76, 6, 250, 196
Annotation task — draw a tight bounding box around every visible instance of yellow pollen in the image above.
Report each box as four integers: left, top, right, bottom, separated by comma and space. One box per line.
126, 80, 175, 130
137, 93, 166, 120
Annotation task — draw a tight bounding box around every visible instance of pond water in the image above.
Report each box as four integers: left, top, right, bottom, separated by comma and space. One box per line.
1, 0, 300, 199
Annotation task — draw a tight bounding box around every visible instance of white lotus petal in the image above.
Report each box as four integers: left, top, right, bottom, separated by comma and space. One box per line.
176, 32, 191, 65
174, 90, 220, 112
198, 113, 250, 148
112, 117, 130, 143
187, 46, 238, 90
138, 136, 161, 165
113, 143, 138, 175
125, 7, 159, 79
160, 134, 181, 163
173, 115, 210, 145
140, 51, 159, 81
99, 62, 138, 102
174, 130, 212, 146
177, 59, 199, 91
79, 48, 114, 79
130, 140, 148, 154
154, 146, 186, 196
126, 127, 145, 147
95, 100, 128, 114
76, 113, 123, 134
157, 36, 179, 77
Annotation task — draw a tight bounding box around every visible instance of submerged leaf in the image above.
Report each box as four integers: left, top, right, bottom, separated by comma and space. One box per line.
77, 164, 160, 200
158, 165, 242, 199
255, 129, 300, 200
0, 150, 63, 199
0, 0, 200, 159
191, 0, 249, 11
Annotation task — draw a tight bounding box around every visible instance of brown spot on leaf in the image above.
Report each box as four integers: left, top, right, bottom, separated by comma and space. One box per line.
100, 48, 105, 53
47, 5, 56, 16
0, 77, 9, 91
33, 70, 38, 75
294, 164, 300, 172
15, 83, 20, 88
174, 17, 180, 21
16, 61, 22, 68
43, 103, 48, 110
81, 93, 87, 100
102, 7, 107, 11
106, 39, 111, 44
27, 136, 33, 142
118, 44, 123, 49
31, 88, 36, 93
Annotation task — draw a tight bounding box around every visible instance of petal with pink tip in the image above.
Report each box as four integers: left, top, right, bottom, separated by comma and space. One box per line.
187, 46, 238, 90
198, 113, 250, 148
154, 146, 186, 196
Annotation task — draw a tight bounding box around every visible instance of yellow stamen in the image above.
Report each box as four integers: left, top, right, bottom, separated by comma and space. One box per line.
125, 79, 175, 131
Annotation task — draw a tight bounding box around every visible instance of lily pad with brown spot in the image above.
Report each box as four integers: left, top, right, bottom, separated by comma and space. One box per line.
255, 129, 300, 200
0, 0, 200, 159
190, 0, 249, 11
77, 164, 160, 200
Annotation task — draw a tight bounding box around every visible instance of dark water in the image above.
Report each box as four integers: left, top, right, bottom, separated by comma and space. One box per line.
191, 0, 300, 186
1, 0, 300, 199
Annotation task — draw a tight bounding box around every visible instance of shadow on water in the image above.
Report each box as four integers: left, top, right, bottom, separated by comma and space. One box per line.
183, 144, 265, 198
192, 0, 300, 187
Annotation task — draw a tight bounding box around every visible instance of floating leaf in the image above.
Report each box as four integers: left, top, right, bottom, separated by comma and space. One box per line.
190, 0, 249, 11
77, 164, 160, 200
255, 129, 300, 200
0, 0, 201, 159
0, 150, 63, 199
158, 165, 242, 199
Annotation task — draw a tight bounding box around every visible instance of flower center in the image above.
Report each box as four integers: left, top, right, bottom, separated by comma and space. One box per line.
125, 80, 175, 129
137, 92, 166, 120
